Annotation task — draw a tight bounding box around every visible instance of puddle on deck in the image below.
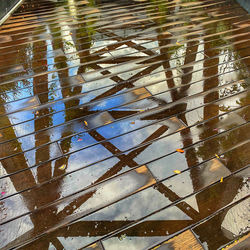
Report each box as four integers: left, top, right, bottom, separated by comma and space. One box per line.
0, 0, 249, 249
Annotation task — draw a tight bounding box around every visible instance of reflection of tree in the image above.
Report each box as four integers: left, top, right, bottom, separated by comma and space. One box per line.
49, 0, 98, 166
0, 106, 37, 206
1, 0, 250, 249
152, 0, 201, 172
192, 15, 249, 215
196, 18, 249, 161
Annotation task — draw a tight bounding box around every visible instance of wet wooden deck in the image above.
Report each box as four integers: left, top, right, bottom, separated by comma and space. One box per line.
0, 0, 249, 249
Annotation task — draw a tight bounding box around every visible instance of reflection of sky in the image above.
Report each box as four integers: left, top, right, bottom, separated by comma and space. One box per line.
0, 165, 33, 249
1, 216, 33, 249
61, 18, 80, 76
103, 236, 167, 250
57, 166, 154, 218
90, 40, 117, 53
90, 92, 128, 111
218, 48, 249, 84
61, 132, 97, 153
164, 171, 199, 211
149, 205, 192, 221
2, 87, 33, 103
96, 118, 153, 139
81, 78, 116, 92
85, 39, 160, 83
109, 44, 148, 57
110, 123, 166, 151
148, 152, 188, 180
190, 41, 204, 87
58, 236, 101, 249
221, 184, 249, 235
132, 40, 159, 53
169, 42, 186, 87
219, 91, 247, 111
87, 186, 170, 222
97, 62, 145, 81
66, 144, 112, 171
115, 97, 157, 111
60, 158, 120, 198
135, 66, 166, 88
102, 206, 192, 250
135, 132, 183, 164
46, 28, 59, 85
4, 96, 39, 114
55, 176, 170, 248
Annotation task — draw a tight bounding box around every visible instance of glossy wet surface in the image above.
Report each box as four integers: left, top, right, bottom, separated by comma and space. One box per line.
0, 0, 249, 249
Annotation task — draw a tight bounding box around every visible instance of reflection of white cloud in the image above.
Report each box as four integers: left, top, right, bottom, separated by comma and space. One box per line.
102, 205, 192, 250
221, 198, 249, 237
137, 66, 166, 89
81, 78, 116, 92
169, 42, 186, 87
103, 236, 166, 250
149, 204, 192, 221
183, 195, 199, 212
110, 124, 163, 151
86, 186, 170, 221
135, 132, 183, 164
90, 40, 117, 53
56, 167, 153, 222
0, 163, 19, 196
58, 236, 100, 249
132, 40, 159, 53
73, 170, 150, 213
109, 44, 148, 57
191, 41, 204, 85
60, 158, 120, 198
0, 215, 33, 248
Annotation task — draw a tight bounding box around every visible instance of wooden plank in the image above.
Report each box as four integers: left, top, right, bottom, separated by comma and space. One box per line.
152, 230, 203, 250
228, 233, 250, 249
192, 199, 250, 250
0, 0, 249, 249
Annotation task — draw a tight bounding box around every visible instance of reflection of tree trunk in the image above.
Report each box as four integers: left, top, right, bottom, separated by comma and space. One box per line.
33, 39, 52, 183
198, 38, 220, 161
194, 33, 220, 212
0, 110, 37, 212
179, 36, 199, 97
203, 43, 220, 121
158, 33, 178, 102
30, 38, 56, 241
178, 35, 200, 168
230, 23, 250, 73
75, 21, 92, 75
0, 107, 54, 248
158, 11, 200, 169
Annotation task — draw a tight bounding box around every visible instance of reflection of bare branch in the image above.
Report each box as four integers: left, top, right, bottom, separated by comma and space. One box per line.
57, 125, 168, 218
50, 237, 64, 250
156, 183, 200, 219
100, 29, 158, 57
